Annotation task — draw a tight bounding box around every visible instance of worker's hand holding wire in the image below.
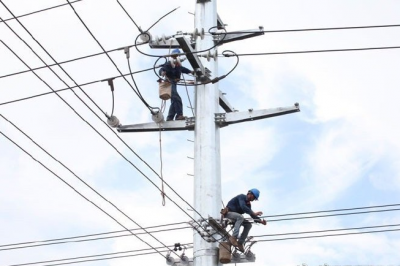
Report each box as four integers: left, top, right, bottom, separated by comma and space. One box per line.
254, 211, 263, 216
260, 219, 267, 225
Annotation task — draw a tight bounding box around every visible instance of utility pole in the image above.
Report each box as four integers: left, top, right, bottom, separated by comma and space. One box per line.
116, 0, 300, 265
192, 1, 220, 266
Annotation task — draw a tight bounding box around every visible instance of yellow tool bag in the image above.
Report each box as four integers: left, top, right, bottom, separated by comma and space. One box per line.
159, 80, 171, 100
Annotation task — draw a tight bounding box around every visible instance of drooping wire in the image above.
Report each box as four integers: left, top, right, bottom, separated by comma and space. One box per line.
0, 222, 190, 251
221, 46, 400, 57
0, 128, 167, 259
0, 42, 148, 80
0, 66, 157, 107
4, 243, 193, 266
210, 24, 400, 35
0, 0, 83, 24
114, 0, 143, 33
262, 207, 400, 222
145, 6, 180, 32
66, 0, 159, 114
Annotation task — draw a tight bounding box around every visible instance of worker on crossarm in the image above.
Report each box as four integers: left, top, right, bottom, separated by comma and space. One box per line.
159, 49, 194, 121
224, 188, 267, 252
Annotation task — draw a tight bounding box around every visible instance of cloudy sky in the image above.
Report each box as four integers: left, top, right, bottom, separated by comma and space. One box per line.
1, 0, 400, 266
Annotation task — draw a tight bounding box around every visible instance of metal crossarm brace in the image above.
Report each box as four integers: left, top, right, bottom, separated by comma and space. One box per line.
175, 36, 208, 80
215, 103, 300, 127
219, 90, 235, 112
117, 118, 195, 133
218, 27, 265, 45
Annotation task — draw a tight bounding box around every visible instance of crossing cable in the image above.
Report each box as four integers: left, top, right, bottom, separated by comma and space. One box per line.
64, 1, 232, 246
114, 0, 143, 33
145, 6, 180, 32
221, 46, 400, 57
0, 9, 218, 244
252, 223, 400, 239
211, 24, 400, 35
0, 222, 190, 251
0, 0, 83, 24
4, 244, 192, 266
65, 0, 159, 114
0, 113, 185, 258
0, 67, 156, 107
261, 207, 400, 222
2, 23, 399, 80
6, 223, 400, 266
2, 201, 399, 251
0, 129, 168, 259
255, 228, 400, 243
0, 42, 147, 80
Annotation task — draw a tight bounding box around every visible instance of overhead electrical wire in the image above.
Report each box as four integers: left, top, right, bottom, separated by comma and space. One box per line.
0, 222, 190, 251
0, 113, 181, 258
2, 203, 400, 251
253, 223, 400, 239
114, 0, 142, 33
6, 222, 400, 266
262, 207, 400, 222
5, 243, 193, 266
212, 23, 400, 35
0, 129, 167, 259
0, 5, 220, 249
0, 0, 83, 23
145, 6, 180, 32
0, 67, 156, 107
65, 0, 159, 114
222, 46, 400, 57
63, 1, 232, 247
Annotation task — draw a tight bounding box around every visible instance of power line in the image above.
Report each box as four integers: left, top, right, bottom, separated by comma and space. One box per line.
253, 223, 400, 238
263, 207, 400, 222
0, 42, 147, 80
65, 0, 159, 114
0, 67, 156, 107
3, 202, 400, 251
222, 46, 400, 57
0, 224, 190, 251
0, 6, 213, 240
256, 228, 400, 243
0, 129, 167, 259
114, 0, 143, 33
6, 243, 193, 266
214, 23, 400, 35
0, 0, 83, 24
7, 222, 400, 266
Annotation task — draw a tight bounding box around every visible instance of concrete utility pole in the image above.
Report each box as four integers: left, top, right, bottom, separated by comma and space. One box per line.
192, 1, 220, 266
117, 0, 300, 265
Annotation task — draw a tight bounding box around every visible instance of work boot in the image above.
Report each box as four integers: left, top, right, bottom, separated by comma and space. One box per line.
237, 243, 245, 252
175, 115, 186, 120
229, 236, 238, 247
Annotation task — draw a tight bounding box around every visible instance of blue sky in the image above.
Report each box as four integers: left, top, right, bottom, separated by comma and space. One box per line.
1, 1, 400, 266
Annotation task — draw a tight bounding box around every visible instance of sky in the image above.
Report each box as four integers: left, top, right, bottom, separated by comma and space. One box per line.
1, 0, 400, 266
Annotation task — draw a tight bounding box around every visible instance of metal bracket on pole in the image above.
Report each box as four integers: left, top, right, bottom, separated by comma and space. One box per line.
219, 90, 235, 113
217, 27, 265, 45
117, 118, 195, 133
215, 103, 300, 127
175, 35, 211, 82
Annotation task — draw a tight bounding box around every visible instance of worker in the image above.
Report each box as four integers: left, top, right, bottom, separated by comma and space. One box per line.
159, 49, 194, 121
225, 188, 267, 252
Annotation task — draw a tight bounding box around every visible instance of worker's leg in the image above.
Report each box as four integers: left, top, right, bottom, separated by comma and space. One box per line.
238, 220, 252, 244
225, 212, 244, 239
167, 82, 179, 120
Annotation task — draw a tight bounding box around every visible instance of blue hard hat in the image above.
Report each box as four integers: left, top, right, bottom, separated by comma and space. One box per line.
171, 49, 180, 55
248, 188, 260, 200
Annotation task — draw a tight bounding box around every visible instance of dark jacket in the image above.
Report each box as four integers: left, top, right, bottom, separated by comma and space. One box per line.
226, 194, 260, 220
159, 60, 192, 81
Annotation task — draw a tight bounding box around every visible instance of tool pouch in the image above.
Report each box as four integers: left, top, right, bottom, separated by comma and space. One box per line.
159, 80, 171, 100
